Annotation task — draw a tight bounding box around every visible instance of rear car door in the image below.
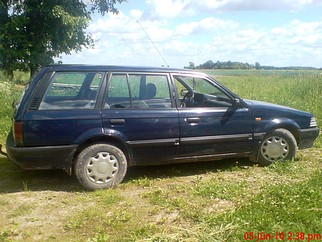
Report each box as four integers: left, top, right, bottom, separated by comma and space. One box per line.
172, 74, 255, 159
101, 72, 180, 165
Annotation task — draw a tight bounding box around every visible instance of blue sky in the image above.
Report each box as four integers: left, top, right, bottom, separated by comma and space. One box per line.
59, 0, 322, 68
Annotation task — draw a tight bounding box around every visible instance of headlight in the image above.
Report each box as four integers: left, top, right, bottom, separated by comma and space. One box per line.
310, 117, 317, 127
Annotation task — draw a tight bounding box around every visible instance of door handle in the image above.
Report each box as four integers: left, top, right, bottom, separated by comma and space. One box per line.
110, 119, 125, 125
186, 117, 200, 123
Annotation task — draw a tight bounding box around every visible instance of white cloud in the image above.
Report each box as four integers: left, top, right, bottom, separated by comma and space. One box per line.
204, 19, 322, 66
141, 0, 322, 18
130, 9, 143, 19
196, 0, 322, 12
59, 1, 322, 68
175, 17, 239, 39
142, 0, 190, 20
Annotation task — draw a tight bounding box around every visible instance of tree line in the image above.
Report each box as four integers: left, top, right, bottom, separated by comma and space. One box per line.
186, 60, 320, 70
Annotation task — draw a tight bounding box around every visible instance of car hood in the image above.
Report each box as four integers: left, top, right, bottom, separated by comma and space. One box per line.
243, 99, 312, 117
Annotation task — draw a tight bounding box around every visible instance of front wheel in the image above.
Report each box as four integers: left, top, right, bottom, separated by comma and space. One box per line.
74, 143, 127, 190
257, 129, 297, 166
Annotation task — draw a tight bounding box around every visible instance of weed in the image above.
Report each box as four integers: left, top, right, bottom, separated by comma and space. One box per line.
92, 189, 124, 207
130, 176, 154, 187
0, 230, 17, 242
64, 218, 85, 230
86, 233, 110, 242
9, 204, 32, 218
266, 159, 295, 175
129, 224, 160, 241
193, 178, 248, 201
22, 181, 29, 191
143, 187, 169, 206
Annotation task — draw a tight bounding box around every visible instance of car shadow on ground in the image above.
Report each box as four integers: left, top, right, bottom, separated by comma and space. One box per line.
124, 158, 255, 182
0, 155, 256, 193
0, 156, 81, 193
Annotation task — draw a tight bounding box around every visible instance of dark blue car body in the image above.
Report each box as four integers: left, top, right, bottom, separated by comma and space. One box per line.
4, 65, 319, 189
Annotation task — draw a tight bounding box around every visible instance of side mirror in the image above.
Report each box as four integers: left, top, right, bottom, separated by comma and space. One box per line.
180, 89, 188, 97
233, 98, 243, 108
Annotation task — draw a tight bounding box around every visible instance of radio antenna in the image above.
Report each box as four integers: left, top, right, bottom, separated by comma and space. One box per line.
137, 20, 169, 67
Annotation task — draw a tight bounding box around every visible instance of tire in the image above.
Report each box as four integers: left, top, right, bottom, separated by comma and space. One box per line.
74, 143, 127, 190
258, 128, 297, 166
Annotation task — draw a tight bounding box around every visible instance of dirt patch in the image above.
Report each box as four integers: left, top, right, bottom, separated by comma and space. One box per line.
0, 191, 85, 240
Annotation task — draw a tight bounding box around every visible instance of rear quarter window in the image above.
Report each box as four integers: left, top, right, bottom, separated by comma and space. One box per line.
39, 72, 103, 110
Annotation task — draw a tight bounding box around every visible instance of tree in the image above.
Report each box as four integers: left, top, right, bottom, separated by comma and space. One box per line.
0, 0, 126, 78
184, 62, 195, 69
198, 60, 215, 69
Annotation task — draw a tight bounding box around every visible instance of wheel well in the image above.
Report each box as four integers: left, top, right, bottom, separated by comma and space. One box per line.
268, 125, 299, 146
73, 136, 132, 166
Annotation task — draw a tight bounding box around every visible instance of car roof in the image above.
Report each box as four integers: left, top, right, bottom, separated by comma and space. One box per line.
46, 64, 204, 75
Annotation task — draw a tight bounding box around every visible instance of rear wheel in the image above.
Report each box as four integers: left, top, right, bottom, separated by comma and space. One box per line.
258, 129, 296, 166
74, 143, 127, 190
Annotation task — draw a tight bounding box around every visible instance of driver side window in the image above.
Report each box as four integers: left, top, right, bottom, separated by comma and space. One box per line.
173, 75, 233, 108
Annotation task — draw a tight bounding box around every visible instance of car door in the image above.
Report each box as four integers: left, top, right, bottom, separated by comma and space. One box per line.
101, 72, 180, 165
172, 74, 255, 160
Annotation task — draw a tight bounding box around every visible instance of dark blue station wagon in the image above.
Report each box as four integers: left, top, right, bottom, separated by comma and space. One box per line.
4, 65, 320, 190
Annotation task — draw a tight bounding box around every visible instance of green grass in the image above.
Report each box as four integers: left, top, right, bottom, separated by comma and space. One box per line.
0, 71, 29, 142
226, 74, 320, 118
211, 170, 322, 240
0, 82, 21, 142
0, 69, 321, 241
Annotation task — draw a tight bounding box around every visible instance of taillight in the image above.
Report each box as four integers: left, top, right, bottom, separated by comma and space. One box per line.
13, 121, 24, 146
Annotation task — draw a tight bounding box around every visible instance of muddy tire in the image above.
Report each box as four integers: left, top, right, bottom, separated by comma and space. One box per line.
74, 143, 127, 190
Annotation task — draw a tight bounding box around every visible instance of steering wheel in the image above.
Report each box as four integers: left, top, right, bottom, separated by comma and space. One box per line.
180, 91, 194, 107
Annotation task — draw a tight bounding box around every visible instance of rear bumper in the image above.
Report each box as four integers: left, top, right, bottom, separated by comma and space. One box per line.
298, 127, 320, 149
6, 132, 77, 171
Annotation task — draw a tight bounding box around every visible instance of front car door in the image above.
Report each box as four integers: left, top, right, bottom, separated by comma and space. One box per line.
172, 74, 255, 161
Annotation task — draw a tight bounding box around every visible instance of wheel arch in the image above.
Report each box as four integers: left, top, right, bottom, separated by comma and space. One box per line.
264, 119, 300, 146
251, 120, 300, 163
73, 135, 133, 168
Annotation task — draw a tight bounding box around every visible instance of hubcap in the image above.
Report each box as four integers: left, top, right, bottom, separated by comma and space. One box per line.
86, 152, 119, 184
261, 136, 289, 162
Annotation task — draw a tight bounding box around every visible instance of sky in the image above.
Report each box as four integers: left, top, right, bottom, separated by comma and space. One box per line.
58, 0, 322, 68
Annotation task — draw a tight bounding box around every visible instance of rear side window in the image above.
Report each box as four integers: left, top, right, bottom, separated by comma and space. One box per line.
105, 73, 172, 109
39, 72, 103, 110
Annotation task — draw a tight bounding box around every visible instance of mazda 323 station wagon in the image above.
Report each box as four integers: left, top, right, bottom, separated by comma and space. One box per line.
4, 65, 320, 190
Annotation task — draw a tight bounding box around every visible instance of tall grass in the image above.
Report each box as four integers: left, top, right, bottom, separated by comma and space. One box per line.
218, 72, 321, 119
0, 82, 21, 142
206, 70, 322, 147
0, 71, 29, 143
